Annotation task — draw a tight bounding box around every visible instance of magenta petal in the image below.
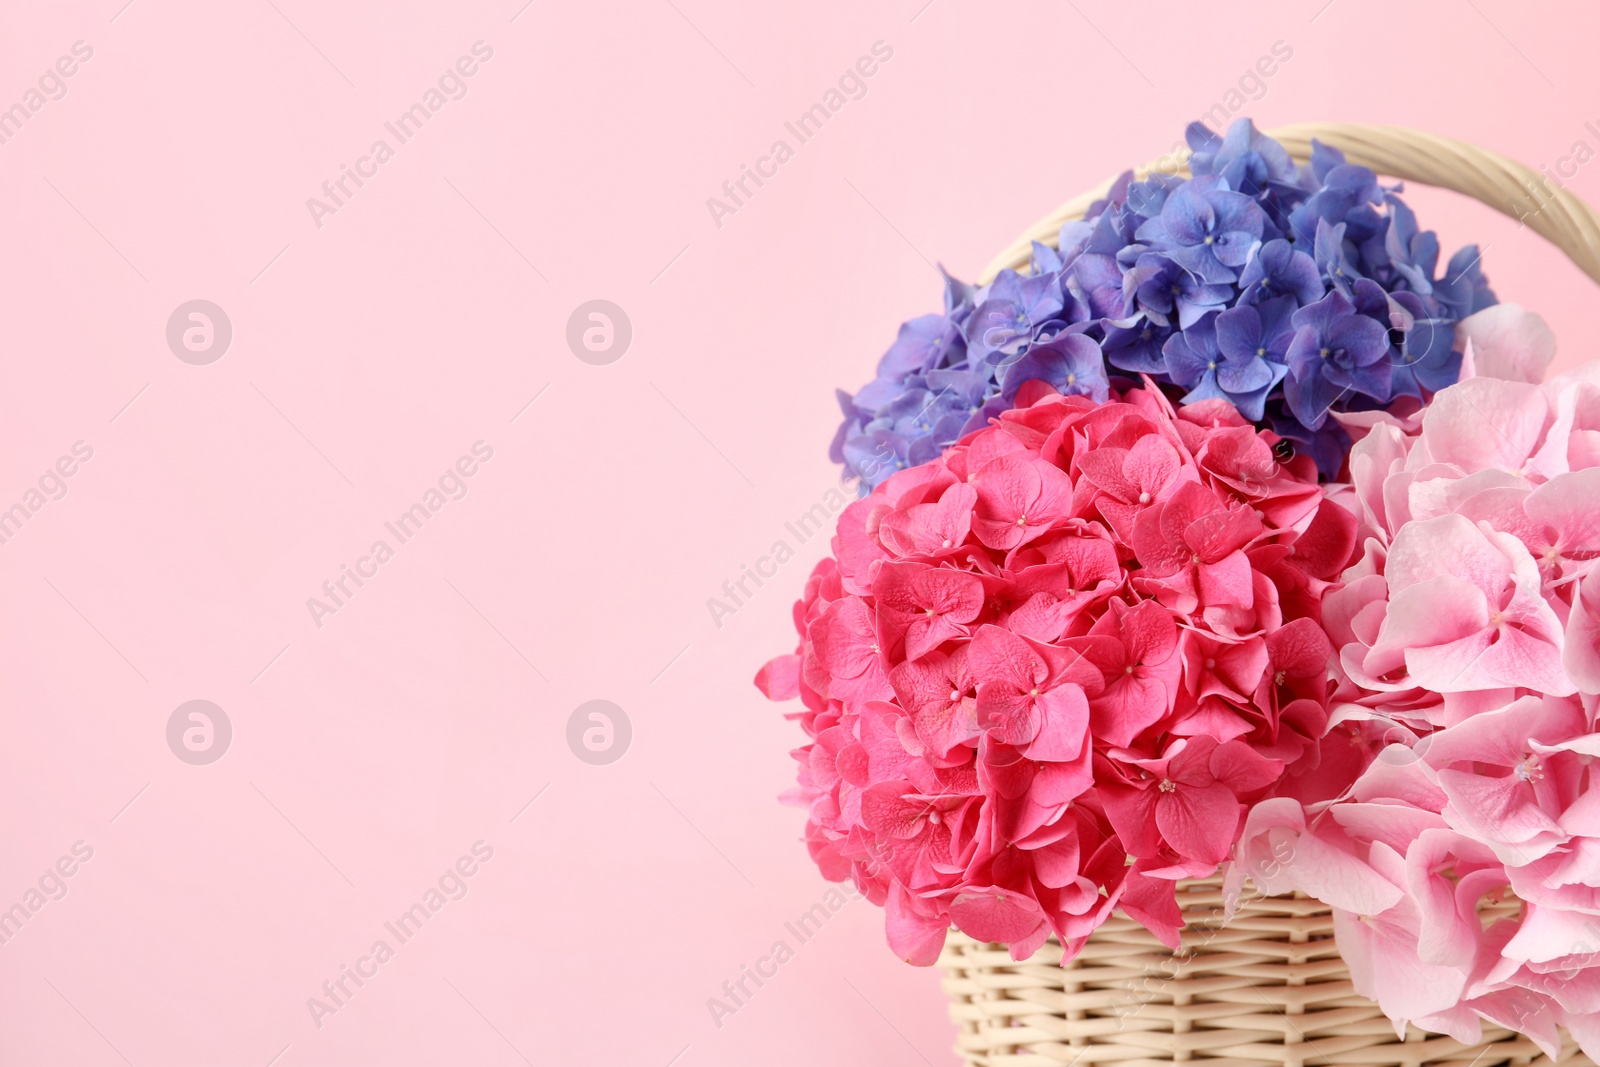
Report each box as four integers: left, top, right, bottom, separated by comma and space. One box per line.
1102, 785, 1162, 858
1118, 870, 1184, 950
1123, 433, 1181, 497
1092, 673, 1168, 749
1028, 748, 1094, 807
977, 688, 1040, 746
1030, 835, 1082, 889
1197, 551, 1254, 609
860, 782, 926, 839
754, 654, 800, 700
905, 613, 966, 661
1024, 684, 1090, 761
949, 887, 1047, 944
885, 886, 949, 965
1156, 782, 1239, 864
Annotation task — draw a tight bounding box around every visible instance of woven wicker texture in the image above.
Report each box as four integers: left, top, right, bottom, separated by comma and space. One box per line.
937, 878, 1588, 1067
937, 124, 1600, 1067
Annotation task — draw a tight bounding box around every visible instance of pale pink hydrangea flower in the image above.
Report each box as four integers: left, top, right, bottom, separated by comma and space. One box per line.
1232, 305, 1600, 1060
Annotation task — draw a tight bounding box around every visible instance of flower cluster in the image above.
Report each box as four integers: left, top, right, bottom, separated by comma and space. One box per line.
1229, 305, 1600, 1060
833, 119, 1497, 488
761, 378, 1363, 963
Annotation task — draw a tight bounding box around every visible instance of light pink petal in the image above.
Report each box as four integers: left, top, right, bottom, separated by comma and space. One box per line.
1502, 903, 1600, 965
1525, 467, 1600, 555
1373, 575, 1490, 663
1327, 802, 1445, 854
1420, 376, 1549, 475
1409, 622, 1572, 695
1384, 513, 1509, 597
1351, 756, 1449, 810
1560, 1009, 1600, 1066
1405, 829, 1490, 968
1346, 423, 1411, 533
1565, 566, 1600, 694
1411, 470, 1530, 525
1420, 694, 1581, 768
1289, 830, 1408, 915
1334, 906, 1468, 1024
1455, 304, 1556, 384
1437, 768, 1564, 855
1468, 990, 1563, 1061
1532, 378, 1600, 477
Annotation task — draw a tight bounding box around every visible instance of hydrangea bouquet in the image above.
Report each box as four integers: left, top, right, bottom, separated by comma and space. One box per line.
759, 119, 1600, 1059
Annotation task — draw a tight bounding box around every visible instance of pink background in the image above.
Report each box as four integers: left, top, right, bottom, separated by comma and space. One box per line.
1, 1, 1597, 1063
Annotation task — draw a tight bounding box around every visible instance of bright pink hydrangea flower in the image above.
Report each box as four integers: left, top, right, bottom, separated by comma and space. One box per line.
1233, 307, 1600, 1061
759, 379, 1358, 963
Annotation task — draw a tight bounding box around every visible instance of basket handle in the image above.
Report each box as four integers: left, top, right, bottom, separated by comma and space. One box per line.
978, 122, 1600, 286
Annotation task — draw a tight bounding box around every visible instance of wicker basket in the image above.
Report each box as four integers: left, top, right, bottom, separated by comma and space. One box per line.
935, 124, 1600, 1067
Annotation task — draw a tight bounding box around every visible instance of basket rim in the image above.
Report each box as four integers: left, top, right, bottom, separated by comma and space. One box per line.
979, 121, 1600, 287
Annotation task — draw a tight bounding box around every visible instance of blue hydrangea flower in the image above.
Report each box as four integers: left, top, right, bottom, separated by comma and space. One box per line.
1238, 239, 1324, 307
1434, 245, 1498, 320
1314, 219, 1365, 298
1386, 290, 1461, 397
1102, 314, 1172, 374
1269, 407, 1351, 477
1379, 197, 1441, 295
1001, 332, 1111, 403
832, 118, 1498, 488
1133, 177, 1267, 283
1283, 290, 1392, 429
1163, 311, 1286, 421
1187, 120, 1298, 200
877, 313, 966, 378
1128, 252, 1233, 329
965, 269, 1065, 363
